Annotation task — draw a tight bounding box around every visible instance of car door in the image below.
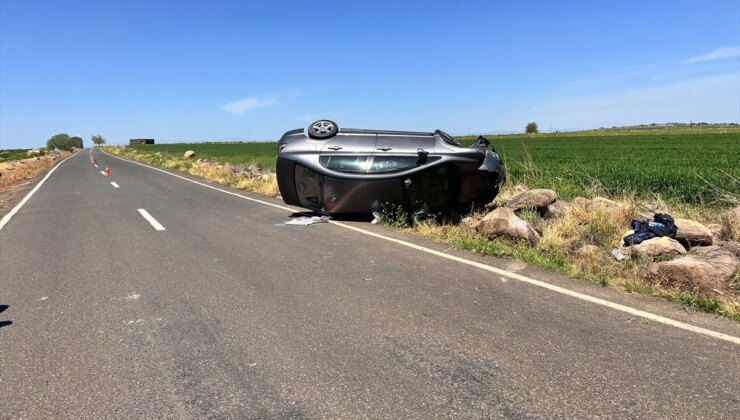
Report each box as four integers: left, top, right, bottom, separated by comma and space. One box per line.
319, 133, 377, 174
368, 134, 436, 174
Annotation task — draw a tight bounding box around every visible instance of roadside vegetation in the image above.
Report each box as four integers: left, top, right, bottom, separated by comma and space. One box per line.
46, 133, 83, 151
122, 142, 277, 170
0, 149, 46, 163
102, 128, 740, 320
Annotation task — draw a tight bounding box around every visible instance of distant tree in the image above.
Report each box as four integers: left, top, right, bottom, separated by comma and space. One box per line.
70, 136, 84, 148
91, 134, 106, 146
47, 133, 72, 151
525, 122, 539, 134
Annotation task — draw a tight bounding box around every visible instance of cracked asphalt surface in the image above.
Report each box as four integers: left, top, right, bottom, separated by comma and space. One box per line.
1, 149, 738, 419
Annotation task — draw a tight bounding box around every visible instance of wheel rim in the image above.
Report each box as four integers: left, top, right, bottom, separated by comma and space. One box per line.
312, 121, 334, 134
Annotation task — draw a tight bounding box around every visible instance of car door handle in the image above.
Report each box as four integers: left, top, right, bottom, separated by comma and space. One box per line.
327, 146, 342, 150
376, 147, 392, 151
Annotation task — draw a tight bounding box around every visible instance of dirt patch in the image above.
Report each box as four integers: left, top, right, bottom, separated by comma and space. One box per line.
0, 153, 70, 218
0, 178, 39, 218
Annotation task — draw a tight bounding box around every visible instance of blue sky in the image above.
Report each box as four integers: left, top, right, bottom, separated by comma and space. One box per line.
1, 0, 739, 148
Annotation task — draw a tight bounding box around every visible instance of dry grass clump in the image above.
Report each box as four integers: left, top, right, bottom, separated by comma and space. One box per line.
718, 208, 740, 241
538, 204, 628, 254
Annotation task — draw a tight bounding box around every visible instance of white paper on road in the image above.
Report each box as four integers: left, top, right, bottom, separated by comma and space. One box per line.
284, 216, 330, 226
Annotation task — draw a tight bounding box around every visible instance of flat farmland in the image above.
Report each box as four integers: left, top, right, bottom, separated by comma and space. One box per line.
129, 142, 278, 172
459, 131, 740, 205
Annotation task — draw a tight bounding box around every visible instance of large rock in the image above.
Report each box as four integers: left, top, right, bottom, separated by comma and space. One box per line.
592, 197, 619, 209
731, 205, 740, 220
675, 218, 713, 247
498, 184, 529, 200
476, 207, 540, 243
718, 241, 740, 258
590, 197, 622, 215
506, 189, 557, 211
488, 184, 529, 208
571, 197, 592, 209
621, 237, 686, 260
634, 202, 670, 221
642, 246, 740, 295
708, 223, 724, 243
543, 200, 570, 220
183, 150, 195, 159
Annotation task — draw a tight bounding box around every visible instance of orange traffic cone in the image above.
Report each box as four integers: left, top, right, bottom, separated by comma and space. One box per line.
104, 166, 111, 177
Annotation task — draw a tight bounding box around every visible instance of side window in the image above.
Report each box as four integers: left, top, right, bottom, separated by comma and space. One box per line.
319, 156, 369, 173
367, 156, 420, 173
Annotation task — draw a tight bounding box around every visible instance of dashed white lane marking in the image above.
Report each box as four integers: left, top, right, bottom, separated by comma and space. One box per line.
110, 182, 120, 188
100, 171, 106, 175
137, 209, 165, 231
0, 150, 82, 231
103, 149, 740, 345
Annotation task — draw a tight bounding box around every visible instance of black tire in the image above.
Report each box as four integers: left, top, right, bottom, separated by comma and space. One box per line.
307, 120, 339, 139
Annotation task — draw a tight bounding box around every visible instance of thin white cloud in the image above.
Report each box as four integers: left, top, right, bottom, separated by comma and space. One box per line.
447, 72, 740, 132
514, 72, 740, 130
687, 46, 740, 63
550, 62, 674, 91
222, 94, 279, 114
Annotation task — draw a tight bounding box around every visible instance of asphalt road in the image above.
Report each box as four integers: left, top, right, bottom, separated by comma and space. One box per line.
1, 149, 738, 419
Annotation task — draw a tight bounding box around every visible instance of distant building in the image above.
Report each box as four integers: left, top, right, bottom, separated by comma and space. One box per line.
130, 138, 155, 145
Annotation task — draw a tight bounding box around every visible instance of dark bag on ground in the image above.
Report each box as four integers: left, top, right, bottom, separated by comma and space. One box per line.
623, 213, 677, 246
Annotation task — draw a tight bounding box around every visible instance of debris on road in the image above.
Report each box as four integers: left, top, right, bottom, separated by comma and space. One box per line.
283, 215, 331, 226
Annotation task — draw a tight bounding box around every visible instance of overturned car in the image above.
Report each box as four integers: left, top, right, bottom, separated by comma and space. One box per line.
276, 120, 505, 214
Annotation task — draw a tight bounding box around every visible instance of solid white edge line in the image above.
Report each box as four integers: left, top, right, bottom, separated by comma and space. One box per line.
137, 208, 166, 231
110, 182, 120, 188
101, 149, 740, 345
0, 150, 82, 231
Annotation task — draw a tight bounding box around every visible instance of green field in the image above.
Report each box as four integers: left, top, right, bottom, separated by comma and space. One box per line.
456, 132, 740, 206
126, 131, 740, 206
129, 142, 278, 171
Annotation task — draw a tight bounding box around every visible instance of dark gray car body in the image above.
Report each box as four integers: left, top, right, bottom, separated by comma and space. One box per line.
276, 125, 505, 214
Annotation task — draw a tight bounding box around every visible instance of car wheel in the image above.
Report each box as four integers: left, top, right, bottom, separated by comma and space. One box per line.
308, 120, 339, 139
